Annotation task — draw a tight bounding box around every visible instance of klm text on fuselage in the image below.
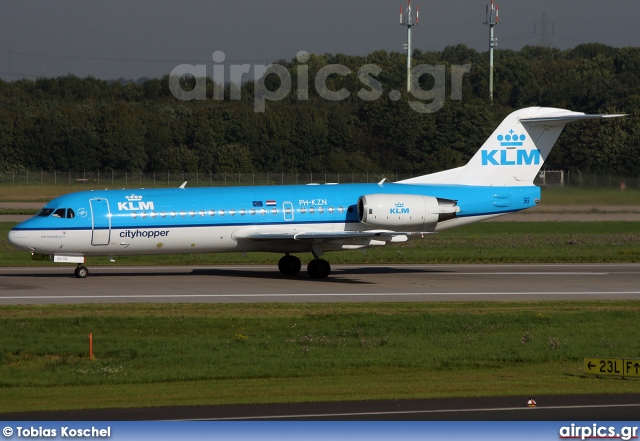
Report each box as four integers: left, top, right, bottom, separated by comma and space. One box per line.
118, 201, 155, 211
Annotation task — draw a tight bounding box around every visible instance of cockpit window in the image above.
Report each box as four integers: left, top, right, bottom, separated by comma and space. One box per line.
37, 208, 55, 217
41, 208, 76, 219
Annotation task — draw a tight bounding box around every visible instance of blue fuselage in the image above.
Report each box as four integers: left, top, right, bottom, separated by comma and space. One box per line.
8, 182, 541, 256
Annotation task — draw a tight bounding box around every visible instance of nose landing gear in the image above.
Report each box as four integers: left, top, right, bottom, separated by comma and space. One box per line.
74, 265, 89, 278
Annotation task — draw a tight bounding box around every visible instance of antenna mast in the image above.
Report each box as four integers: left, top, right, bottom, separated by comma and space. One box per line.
484, 0, 499, 102
400, 0, 419, 92
535, 13, 554, 47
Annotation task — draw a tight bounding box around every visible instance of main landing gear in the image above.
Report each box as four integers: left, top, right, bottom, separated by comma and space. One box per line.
307, 258, 331, 279
278, 254, 301, 275
74, 265, 89, 279
277, 254, 331, 279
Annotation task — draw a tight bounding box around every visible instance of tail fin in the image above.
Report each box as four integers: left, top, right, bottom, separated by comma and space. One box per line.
399, 107, 624, 186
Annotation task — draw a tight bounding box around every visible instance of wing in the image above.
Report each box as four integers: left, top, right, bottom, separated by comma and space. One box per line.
233, 227, 433, 244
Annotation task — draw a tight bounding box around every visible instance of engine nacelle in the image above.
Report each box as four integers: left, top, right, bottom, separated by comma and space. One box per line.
357, 194, 459, 231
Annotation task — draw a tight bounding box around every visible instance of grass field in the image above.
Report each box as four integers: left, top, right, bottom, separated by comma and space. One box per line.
0, 209, 38, 215
1, 301, 639, 413
540, 187, 640, 206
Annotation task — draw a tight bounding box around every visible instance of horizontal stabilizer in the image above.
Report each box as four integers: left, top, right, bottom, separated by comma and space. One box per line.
519, 110, 626, 126
399, 107, 625, 187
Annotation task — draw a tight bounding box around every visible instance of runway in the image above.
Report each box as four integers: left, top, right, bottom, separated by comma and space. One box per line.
3, 394, 640, 421
1, 263, 640, 304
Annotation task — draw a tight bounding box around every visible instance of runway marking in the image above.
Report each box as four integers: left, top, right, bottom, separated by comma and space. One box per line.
452, 272, 609, 276
2, 291, 640, 300
187, 403, 640, 421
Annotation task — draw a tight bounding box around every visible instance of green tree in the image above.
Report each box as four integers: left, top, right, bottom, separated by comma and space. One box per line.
150, 144, 200, 172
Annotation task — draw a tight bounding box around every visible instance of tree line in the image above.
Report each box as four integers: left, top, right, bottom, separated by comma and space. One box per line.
1, 43, 639, 176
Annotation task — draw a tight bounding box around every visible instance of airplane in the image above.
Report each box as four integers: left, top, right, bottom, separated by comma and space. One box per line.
8, 107, 624, 279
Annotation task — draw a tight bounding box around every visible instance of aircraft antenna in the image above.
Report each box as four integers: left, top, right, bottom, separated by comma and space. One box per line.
534, 13, 554, 48
484, 0, 499, 102
400, 0, 419, 92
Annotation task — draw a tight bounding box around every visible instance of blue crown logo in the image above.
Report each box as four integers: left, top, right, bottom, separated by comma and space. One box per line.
497, 129, 526, 147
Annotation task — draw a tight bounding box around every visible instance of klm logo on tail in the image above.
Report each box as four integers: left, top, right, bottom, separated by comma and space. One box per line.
482, 149, 540, 166
498, 129, 525, 147
481, 129, 540, 166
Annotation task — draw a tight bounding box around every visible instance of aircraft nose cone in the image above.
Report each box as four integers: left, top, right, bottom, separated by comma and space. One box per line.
7, 229, 34, 251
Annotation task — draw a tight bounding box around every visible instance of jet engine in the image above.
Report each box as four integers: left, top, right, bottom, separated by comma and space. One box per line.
357, 194, 459, 231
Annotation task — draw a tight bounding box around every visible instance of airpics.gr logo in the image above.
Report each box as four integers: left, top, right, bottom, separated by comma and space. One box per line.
482, 129, 540, 166
117, 194, 155, 211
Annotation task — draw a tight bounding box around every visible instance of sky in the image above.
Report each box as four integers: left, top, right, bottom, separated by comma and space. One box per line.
0, 0, 638, 82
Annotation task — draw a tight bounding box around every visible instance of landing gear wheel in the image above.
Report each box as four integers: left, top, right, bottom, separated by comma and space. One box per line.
74, 265, 89, 279
307, 259, 331, 279
278, 255, 301, 276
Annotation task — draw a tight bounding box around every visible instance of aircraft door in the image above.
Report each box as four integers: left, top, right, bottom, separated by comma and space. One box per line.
90, 198, 111, 246
283, 202, 294, 221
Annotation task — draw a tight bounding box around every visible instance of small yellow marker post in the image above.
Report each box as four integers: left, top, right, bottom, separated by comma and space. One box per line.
89, 333, 93, 359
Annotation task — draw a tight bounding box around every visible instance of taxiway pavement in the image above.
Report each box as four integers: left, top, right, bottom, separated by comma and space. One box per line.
2, 394, 640, 421
1, 263, 639, 305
